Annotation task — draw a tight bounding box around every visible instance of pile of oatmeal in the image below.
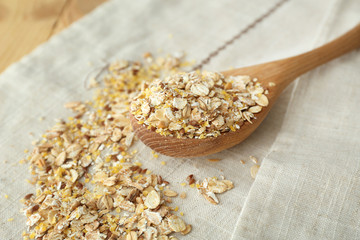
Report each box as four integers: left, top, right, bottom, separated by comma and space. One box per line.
131, 71, 269, 139
21, 54, 203, 240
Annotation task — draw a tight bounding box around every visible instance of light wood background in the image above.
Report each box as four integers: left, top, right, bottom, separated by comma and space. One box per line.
0, 0, 107, 73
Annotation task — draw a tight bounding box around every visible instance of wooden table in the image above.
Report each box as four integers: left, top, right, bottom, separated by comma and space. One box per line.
0, 0, 107, 73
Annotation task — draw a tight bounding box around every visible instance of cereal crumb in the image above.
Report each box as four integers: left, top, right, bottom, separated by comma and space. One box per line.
152, 150, 159, 158
180, 192, 187, 199
186, 174, 195, 185
269, 82, 276, 87
198, 177, 234, 205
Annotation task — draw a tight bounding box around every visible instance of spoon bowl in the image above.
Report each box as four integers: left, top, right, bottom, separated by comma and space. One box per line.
131, 23, 360, 157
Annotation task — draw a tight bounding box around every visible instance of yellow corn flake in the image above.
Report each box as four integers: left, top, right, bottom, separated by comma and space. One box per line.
134, 162, 142, 167
29, 233, 36, 239
133, 175, 141, 180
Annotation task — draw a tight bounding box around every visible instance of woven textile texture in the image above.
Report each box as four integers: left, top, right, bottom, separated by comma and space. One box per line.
0, 0, 359, 239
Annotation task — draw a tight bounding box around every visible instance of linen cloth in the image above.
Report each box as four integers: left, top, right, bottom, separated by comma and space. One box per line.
0, 0, 359, 239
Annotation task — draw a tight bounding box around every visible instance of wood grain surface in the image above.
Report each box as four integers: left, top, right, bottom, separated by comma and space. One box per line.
0, 0, 107, 73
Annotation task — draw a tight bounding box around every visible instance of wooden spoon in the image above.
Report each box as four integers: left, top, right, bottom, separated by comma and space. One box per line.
131, 23, 360, 157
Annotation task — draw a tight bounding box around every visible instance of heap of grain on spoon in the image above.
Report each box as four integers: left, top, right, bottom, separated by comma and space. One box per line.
130, 23, 360, 158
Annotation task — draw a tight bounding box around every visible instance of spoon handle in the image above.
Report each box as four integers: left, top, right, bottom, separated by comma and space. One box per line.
273, 23, 360, 90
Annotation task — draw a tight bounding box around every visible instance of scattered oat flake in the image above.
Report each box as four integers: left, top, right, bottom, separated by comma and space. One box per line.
168, 215, 186, 232
249, 155, 258, 164
20, 54, 192, 239
144, 190, 161, 209
255, 94, 269, 107
251, 165, 260, 179
181, 224, 192, 235
199, 177, 234, 205
163, 189, 178, 197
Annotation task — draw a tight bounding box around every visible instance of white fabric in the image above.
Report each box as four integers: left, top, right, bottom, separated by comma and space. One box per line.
0, 0, 359, 239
